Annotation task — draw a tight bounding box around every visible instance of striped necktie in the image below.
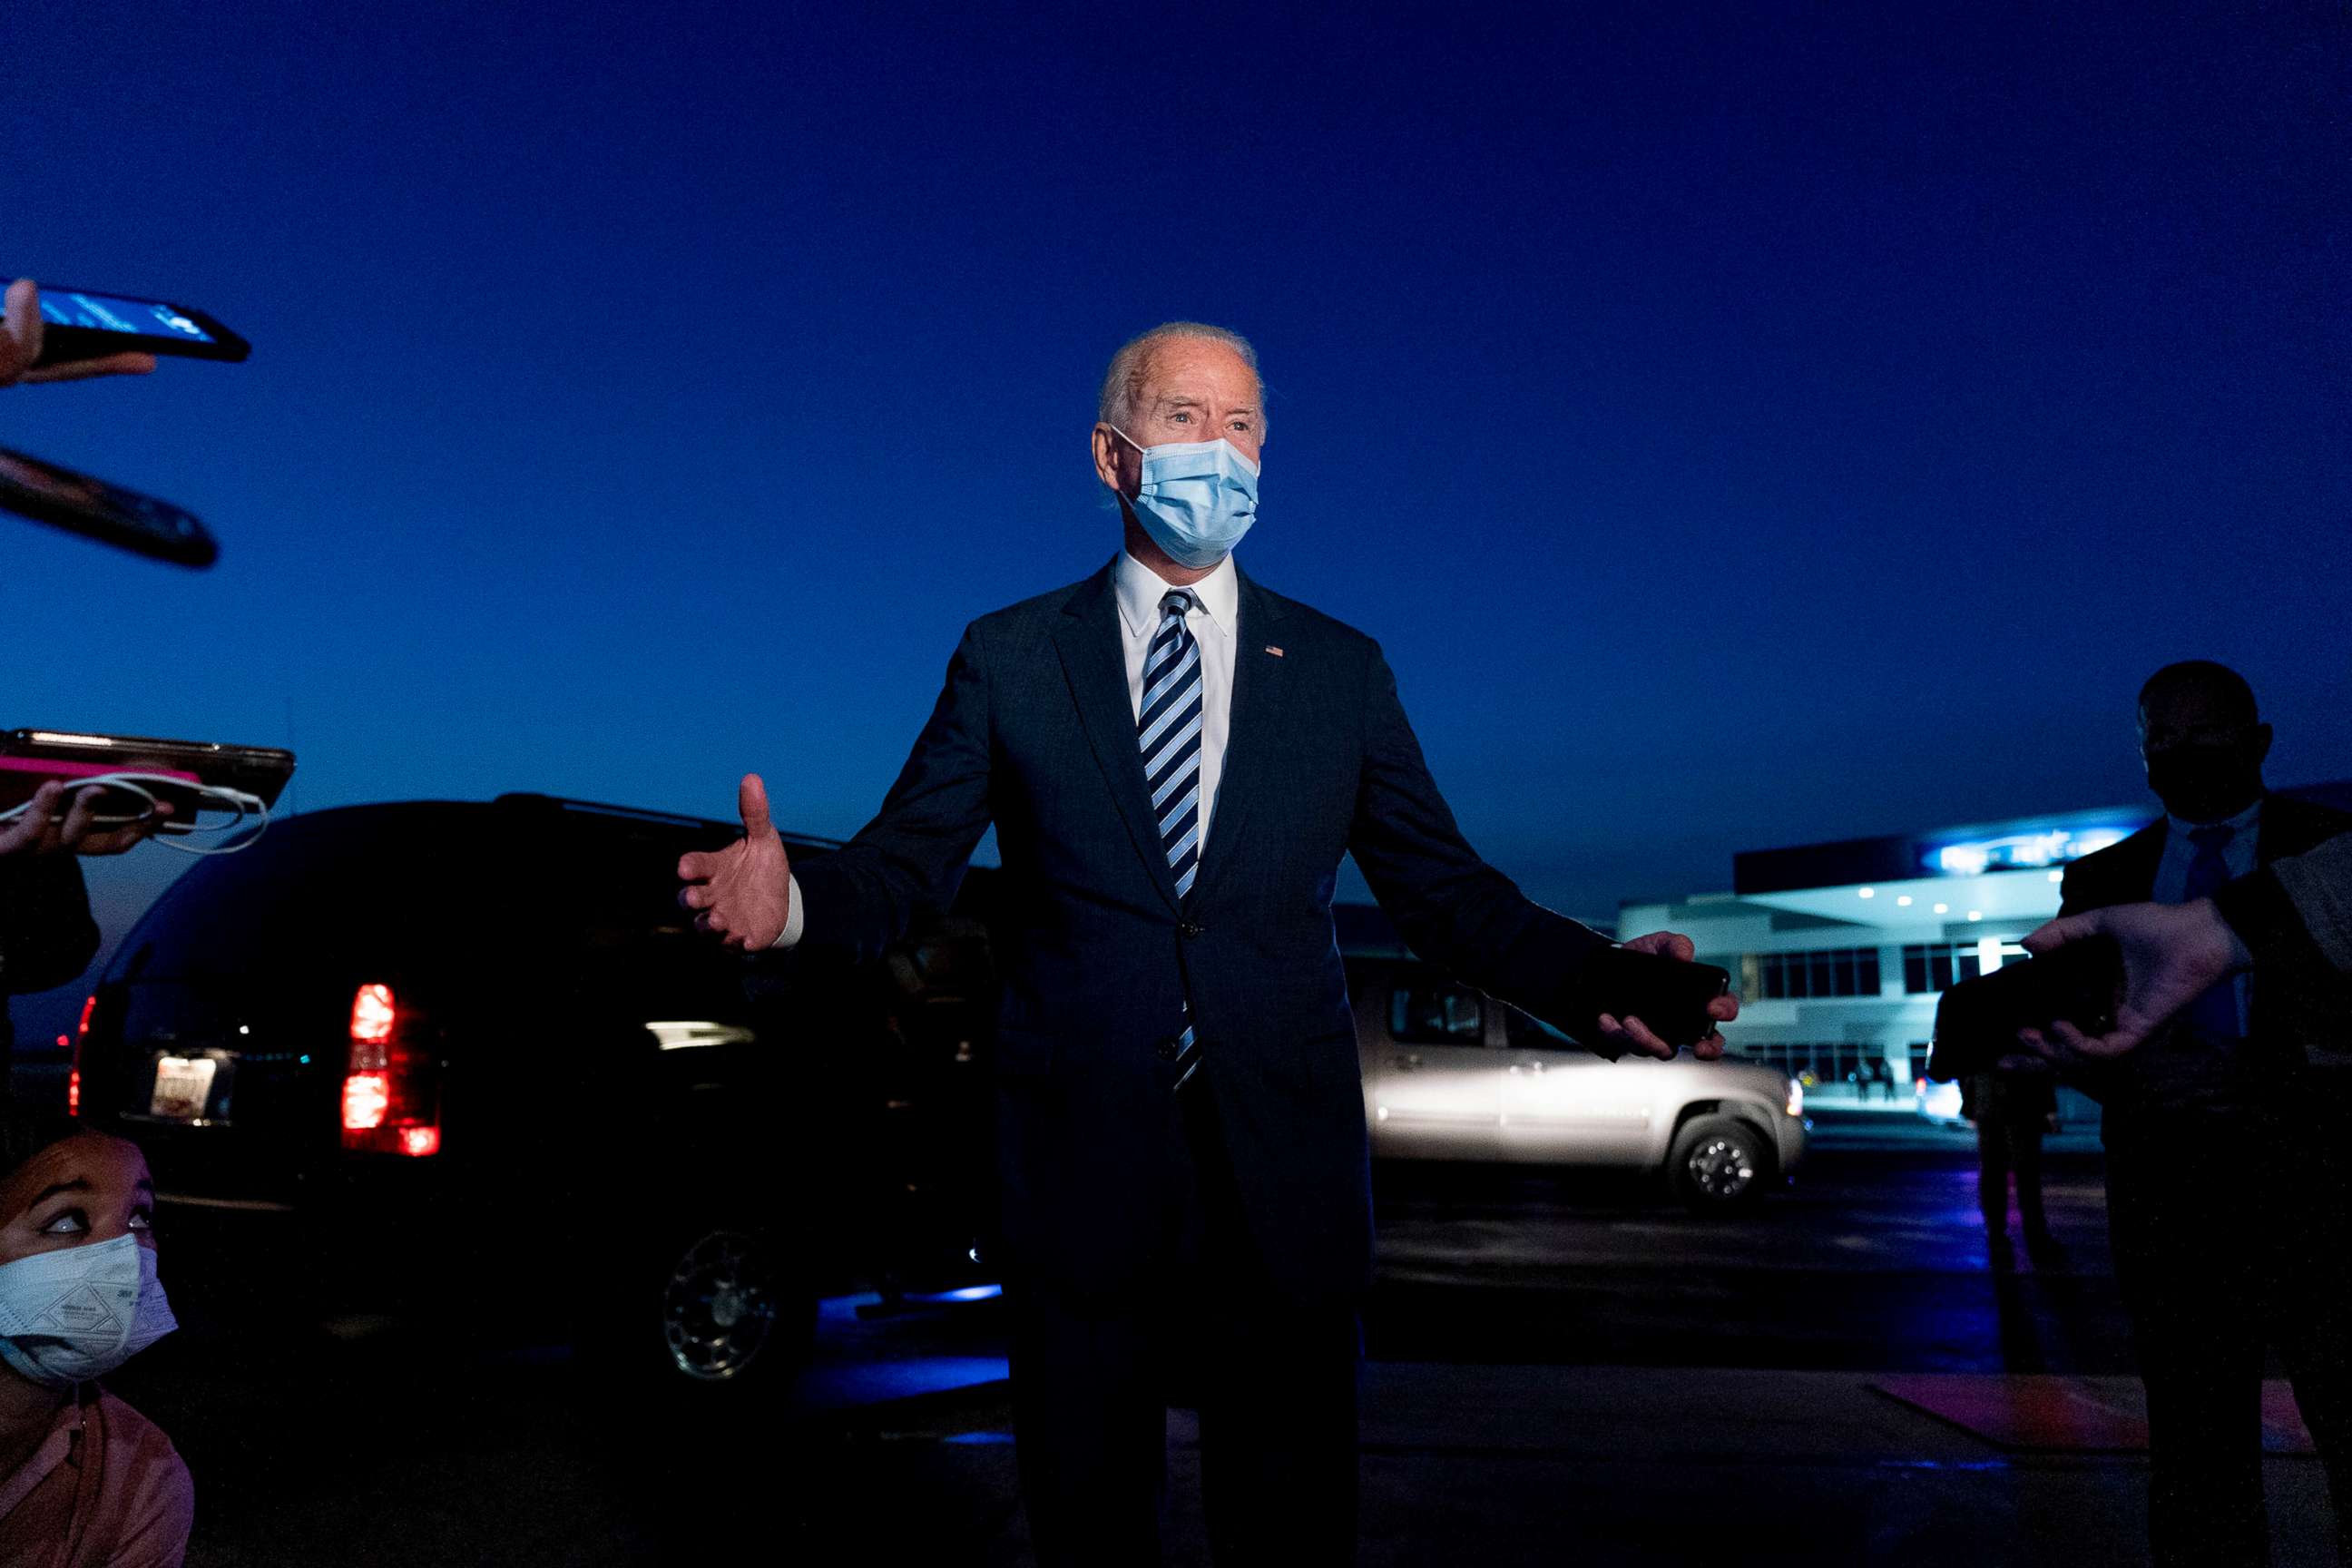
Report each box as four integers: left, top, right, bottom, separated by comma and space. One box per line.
1140, 588, 1204, 1088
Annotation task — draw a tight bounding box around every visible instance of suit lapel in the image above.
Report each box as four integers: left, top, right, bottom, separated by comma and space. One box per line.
1052, 565, 1182, 914
2107, 821, 2168, 903
1188, 570, 1289, 910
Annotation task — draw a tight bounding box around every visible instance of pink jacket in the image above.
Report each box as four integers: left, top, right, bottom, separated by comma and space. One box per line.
0, 1387, 192, 1568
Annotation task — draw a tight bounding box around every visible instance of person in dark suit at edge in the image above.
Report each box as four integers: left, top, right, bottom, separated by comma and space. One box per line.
2053, 660, 2352, 1566
678, 322, 1738, 1565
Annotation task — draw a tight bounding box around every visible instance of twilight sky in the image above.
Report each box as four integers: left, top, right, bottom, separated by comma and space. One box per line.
4, 2, 2347, 1043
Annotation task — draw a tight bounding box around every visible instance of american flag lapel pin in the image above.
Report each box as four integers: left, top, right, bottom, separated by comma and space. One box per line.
1264, 645, 1284, 657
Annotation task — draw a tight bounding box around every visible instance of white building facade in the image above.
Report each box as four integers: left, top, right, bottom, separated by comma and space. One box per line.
1617, 805, 2156, 1107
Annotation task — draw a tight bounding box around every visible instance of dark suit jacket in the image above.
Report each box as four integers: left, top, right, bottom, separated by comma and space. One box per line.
792, 562, 1613, 1305
2058, 793, 2352, 1115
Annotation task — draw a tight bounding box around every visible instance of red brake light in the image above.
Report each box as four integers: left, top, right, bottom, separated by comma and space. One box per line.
340, 984, 439, 1157
341, 1071, 390, 1132
65, 994, 95, 1116
349, 984, 397, 1048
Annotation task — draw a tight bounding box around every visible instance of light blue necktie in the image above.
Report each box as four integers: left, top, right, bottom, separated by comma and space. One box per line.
1139, 590, 1203, 1089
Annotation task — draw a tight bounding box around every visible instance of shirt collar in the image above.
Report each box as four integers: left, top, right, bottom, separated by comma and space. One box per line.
2167, 796, 2263, 842
1113, 550, 1239, 640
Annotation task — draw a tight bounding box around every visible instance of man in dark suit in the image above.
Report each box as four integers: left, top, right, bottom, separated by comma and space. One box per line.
680, 322, 1736, 1564
2055, 660, 2352, 1565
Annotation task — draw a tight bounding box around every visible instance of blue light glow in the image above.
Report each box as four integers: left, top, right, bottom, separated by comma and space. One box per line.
1926, 824, 2141, 878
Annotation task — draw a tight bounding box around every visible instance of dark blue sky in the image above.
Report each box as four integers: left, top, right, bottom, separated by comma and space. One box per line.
5, 2, 2347, 1034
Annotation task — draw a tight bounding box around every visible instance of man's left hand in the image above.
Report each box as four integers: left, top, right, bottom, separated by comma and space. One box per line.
1599, 929, 1738, 1061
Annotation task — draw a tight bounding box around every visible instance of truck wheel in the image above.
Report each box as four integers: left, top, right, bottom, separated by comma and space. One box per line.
589, 1206, 816, 1402
656, 1221, 812, 1387
1668, 1115, 1769, 1211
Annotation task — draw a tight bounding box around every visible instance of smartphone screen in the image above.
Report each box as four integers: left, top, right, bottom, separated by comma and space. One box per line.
38, 288, 219, 348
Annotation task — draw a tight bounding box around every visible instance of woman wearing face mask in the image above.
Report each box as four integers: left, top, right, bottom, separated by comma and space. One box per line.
0, 1112, 190, 1568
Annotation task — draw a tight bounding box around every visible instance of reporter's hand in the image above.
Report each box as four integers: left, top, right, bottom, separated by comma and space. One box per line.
3, 279, 158, 386
1598, 929, 1739, 1062
676, 773, 792, 951
2014, 900, 2246, 1063
0, 781, 172, 857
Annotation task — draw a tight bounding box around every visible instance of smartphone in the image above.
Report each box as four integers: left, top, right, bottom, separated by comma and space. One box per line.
20, 281, 250, 365
1580, 945, 1732, 1048
0, 754, 203, 828
1, 730, 295, 811
0, 448, 219, 568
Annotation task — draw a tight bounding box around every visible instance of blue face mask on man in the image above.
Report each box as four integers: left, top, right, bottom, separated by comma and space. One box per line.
1112, 426, 1259, 570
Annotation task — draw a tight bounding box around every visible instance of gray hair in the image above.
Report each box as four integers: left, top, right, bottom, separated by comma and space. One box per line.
1096, 321, 1264, 432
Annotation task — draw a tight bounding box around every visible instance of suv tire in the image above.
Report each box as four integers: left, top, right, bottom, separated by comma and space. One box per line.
1668, 1114, 1769, 1211
593, 1206, 817, 1401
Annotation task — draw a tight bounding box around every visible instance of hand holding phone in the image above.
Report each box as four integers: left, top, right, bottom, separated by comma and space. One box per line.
1926, 938, 2123, 1082
5, 277, 248, 373
3, 279, 152, 384
1580, 941, 1735, 1054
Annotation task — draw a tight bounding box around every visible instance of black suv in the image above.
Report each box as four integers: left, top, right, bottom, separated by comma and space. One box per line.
73, 795, 1000, 1394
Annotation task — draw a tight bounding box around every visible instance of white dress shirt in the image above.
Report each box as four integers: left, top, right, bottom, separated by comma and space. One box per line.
772, 550, 1240, 949
1114, 548, 1239, 859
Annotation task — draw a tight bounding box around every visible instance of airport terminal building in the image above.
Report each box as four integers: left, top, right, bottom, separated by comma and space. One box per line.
1618, 785, 2352, 1110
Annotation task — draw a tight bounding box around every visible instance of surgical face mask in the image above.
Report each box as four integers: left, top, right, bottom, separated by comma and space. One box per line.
2143, 741, 2263, 825
1111, 426, 1259, 570
0, 1233, 177, 1388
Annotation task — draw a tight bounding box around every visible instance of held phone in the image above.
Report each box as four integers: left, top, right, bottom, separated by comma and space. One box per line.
1926, 936, 2123, 1082
1581, 945, 1732, 1049
0, 730, 294, 829
0, 449, 218, 568
19, 281, 250, 366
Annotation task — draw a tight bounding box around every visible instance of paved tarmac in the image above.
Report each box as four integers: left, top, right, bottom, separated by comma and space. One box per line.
788, 1360, 2339, 1567
90, 1132, 2345, 1564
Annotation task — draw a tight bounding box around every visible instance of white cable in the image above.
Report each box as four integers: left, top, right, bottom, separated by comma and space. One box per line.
0, 770, 271, 855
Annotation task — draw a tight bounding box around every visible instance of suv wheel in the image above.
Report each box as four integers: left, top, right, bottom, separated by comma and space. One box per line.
601, 1212, 814, 1398
661, 1227, 793, 1383
1668, 1115, 1769, 1211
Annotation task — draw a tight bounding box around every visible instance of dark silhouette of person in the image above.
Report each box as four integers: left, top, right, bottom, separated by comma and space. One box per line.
2056, 660, 2352, 1565
1961, 1059, 2057, 1266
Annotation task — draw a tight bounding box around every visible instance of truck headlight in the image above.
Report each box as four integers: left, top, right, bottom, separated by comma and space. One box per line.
1786, 1078, 1804, 1117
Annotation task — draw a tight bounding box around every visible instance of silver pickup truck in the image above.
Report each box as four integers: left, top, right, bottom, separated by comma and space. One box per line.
1348, 956, 1807, 1209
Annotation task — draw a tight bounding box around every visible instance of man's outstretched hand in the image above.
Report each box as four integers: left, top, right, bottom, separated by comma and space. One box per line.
1599, 929, 1738, 1061
677, 774, 792, 951
2014, 900, 2248, 1063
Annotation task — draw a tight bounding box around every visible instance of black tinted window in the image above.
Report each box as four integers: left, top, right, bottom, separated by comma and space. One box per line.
116, 808, 493, 981
1389, 984, 1484, 1045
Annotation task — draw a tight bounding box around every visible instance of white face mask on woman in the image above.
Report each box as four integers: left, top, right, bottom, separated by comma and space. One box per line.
0, 1232, 177, 1387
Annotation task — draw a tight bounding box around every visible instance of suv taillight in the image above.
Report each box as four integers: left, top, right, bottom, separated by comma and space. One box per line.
66, 994, 93, 1116
341, 983, 440, 1157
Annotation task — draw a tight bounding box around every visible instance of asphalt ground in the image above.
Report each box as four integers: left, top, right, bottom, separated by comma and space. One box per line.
61, 1138, 2348, 1563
